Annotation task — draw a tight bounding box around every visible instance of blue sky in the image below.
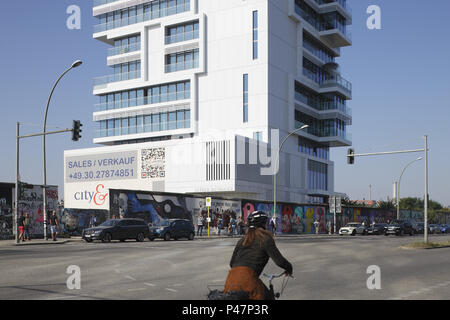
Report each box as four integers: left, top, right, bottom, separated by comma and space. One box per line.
0, 0, 449, 206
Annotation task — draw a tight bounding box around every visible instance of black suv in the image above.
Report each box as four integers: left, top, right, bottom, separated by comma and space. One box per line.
82, 219, 150, 243
149, 219, 195, 241
385, 220, 414, 236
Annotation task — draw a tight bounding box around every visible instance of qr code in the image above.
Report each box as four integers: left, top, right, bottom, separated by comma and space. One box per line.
141, 148, 166, 179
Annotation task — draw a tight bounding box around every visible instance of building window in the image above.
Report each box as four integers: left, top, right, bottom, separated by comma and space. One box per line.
96, 80, 190, 112
308, 160, 328, 191
253, 11, 258, 60
253, 132, 262, 141
97, 109, 191, 138
243, 74, 249, 123
165, 49, 199, 73
166, 21, 199, 44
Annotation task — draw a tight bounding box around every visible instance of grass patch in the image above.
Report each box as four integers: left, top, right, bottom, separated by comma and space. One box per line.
402, 241, 450, 249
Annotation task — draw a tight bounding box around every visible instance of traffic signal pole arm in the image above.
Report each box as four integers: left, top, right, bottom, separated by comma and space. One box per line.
347, 148, 426, 158
18, 128, 74, 140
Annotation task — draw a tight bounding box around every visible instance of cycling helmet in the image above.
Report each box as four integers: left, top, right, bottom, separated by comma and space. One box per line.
247, 211, 269, 229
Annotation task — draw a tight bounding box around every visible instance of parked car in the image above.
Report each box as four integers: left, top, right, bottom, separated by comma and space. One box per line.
82, 219, 149, 243
413, 222, 425, 234
367, 223, 388, 235
149, 219, 195, 241
339, 222, 366, 236
385, 220, 414, 236
429, 224, 441, 234
440, 224, 450, 234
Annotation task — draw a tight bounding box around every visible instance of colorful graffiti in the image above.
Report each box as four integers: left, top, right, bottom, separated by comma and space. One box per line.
60, 209, 109, 236
110, 190, 194, 226
0, 184, 13, 240
241, 200, 416, 234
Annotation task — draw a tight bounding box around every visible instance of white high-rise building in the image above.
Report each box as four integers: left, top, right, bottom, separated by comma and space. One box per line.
64, 0, 352, 210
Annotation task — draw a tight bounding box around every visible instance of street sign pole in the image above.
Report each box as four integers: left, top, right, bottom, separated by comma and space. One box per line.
334, 197, 337, 234
206, 197, 211, 238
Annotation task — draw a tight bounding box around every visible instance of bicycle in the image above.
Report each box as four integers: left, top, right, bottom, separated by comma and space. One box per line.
207, 271, 293, 300
262, 271, 293, 300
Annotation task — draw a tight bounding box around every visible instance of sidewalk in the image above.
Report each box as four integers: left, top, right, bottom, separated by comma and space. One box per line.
0, 238, 80, 247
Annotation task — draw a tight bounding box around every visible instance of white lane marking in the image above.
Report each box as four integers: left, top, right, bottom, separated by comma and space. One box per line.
127, 288, 147, 292
45, 295, 79, 300
165, 288, 178, 293
125, 276, 136, 281
145, 283, 156, 287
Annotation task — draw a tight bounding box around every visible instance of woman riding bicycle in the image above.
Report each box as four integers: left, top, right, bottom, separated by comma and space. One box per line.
223, 211, 293, 300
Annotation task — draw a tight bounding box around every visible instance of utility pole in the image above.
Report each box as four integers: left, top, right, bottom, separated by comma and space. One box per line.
15, 122, 20, 244
424, 136, 429, 244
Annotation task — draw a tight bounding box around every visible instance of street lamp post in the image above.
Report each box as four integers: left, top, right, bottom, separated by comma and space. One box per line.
396, 157, 423, 220
273, 125, 309, 224
42, 60, 82, 239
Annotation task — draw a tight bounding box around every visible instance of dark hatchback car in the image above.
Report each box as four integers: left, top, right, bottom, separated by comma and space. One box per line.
385, 220, 414, 236
82, 219, 150, 243
149, 219, 195, 241
367, 223, 388, 235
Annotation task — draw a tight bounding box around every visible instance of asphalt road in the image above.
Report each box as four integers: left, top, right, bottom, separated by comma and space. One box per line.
0, 234, 449, 300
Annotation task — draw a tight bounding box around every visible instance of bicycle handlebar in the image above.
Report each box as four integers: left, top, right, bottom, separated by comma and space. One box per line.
262, 272, 287, 281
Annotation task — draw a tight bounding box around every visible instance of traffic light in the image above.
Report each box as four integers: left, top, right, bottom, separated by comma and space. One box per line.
347, 148, 355, 165
72, 120, 82, 141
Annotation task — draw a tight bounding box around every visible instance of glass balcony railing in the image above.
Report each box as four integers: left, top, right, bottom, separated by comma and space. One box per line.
95, 121, 191, 138
313, 0, 352, 15
93, 71, 141, 89
94, 3, 190, 33
165, 30, 200, 45
295, 120, 351, 140
108, 43, 141, 57
303, 68, 352, 93
94, 91, 190, 112
93, 0, 120, 7
321, 74, 352, 92
165, 59, 199, 73
294, 92, 351, 116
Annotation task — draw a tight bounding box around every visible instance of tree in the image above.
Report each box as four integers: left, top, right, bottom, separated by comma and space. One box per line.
376, 200, 396, 210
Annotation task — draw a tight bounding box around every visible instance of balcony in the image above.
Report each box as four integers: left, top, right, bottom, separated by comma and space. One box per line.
93, 70, 141, 90
294, 92, 352, 118
312, 0, 352, 17
94, 3, 190, 34
94, 91, 190, 112
319, 29, 351, 48
295, 120, 352, 147
165, 30, 200, 45
108, 42, 141, 57
302, 68, 352, 98
93, 0, 120, 7
95, 121, 191, 138
165, 59, 199, 73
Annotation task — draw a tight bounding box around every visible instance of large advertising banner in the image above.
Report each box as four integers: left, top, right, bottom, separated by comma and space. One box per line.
65, 151, 139, 210
109, 190, 194, 226
65, 151, 138, 184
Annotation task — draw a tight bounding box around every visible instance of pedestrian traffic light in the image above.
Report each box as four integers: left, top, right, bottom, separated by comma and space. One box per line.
347, 148, 355, 165
72, 120, 82, 141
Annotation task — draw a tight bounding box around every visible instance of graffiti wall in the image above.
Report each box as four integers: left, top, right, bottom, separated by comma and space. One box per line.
242, 200, 405, 234
60, 208, 109, 236
194, 198, 241, 234
0, 184, 14, 240
18, 186, 59, 237
108, 190, 241, 233
109, 190, 195, 226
